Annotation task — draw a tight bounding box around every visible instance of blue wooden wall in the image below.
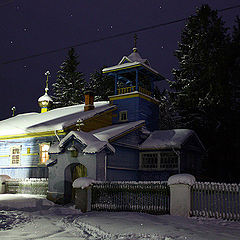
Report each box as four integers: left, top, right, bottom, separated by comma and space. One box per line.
112, 95, 159, 131
0, 135, 59, 178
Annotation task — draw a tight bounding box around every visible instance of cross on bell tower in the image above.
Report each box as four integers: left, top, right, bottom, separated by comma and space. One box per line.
133, 33, 138, 52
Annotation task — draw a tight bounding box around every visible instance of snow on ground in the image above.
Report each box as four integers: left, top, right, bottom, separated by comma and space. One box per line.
0, 194, 240, 240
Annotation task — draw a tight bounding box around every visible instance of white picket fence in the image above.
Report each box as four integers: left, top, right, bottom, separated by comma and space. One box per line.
190, 182, 240, 221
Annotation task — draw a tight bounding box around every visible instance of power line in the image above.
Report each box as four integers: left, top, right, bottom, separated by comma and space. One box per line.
2, 4, 240, 65
0, 0, 15, 8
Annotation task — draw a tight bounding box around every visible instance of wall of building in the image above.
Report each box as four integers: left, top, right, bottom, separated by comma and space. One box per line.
111, 94, 159, 131
47, 140, 97, 203
107, 145, 139, 181
0, 135, 58, 178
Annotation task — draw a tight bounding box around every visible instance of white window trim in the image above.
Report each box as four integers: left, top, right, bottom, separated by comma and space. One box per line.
39, 143, 50, 165
10, 145, 21, 166
119, 110, 128, 122
140, 151, 178, 171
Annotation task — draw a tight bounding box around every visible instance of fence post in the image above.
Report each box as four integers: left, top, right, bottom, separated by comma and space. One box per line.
73, 177, 95, 213
168, 174, 195, 217
74, 186, 92, 213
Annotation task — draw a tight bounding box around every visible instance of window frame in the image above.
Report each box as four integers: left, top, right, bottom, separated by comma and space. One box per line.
119, 110, 128, 122
140, 151, 178, 170
10, 145, 21, 166
39, 143, 50, 165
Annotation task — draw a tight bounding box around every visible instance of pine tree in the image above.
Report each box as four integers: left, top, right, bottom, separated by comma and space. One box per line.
170, 5, 235, 181
171, 4, 230, 133
230, 16, 240, 112
88, 68, 114, 101
51, 48, 86, 108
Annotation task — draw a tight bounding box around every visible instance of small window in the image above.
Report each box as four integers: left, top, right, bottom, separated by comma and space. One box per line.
27, 148, 31, 154
141, 153, 158, 169
39, 143, 50, 164
160, 152, 178, 169
140, 151, 178, 170
10, 146, 21, 165
119, 111, 128, 122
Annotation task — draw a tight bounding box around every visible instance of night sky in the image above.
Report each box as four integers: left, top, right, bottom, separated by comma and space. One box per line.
0, 0, 239, 120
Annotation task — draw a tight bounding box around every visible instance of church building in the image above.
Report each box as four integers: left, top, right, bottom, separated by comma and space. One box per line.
0, 45, 206, 204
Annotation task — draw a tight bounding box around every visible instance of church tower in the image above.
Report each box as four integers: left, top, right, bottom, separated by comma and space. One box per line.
102, 36, 164, 131
38, 71, 53, 113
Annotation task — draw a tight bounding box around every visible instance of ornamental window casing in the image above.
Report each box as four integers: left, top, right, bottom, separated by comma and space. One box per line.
140, 151, 178, 170
10, 146, 21, 165
39, 143, 50, 164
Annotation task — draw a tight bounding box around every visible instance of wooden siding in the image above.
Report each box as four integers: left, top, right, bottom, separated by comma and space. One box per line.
65, 110, 114, 133
0, 135, 59, 178
113, 129, 142, 147
111, 94, 159, 131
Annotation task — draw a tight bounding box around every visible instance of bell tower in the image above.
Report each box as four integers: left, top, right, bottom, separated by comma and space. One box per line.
103, 36, 164, 131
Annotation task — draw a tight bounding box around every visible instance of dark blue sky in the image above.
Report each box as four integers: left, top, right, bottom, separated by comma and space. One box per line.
0, 0, 239, 120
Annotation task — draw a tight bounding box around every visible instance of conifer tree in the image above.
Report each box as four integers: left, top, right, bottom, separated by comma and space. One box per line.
170, 5, 235, 181
170, 4, 230, 134
230, 16, 240, 112
88, 68, 114, 101
51, 48, 86, 108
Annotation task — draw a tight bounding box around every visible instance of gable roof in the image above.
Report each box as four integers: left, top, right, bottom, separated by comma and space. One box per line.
0, 102, 115, 137
49, 130, 115, 154
102, 49, 163, 79
49, 120, 145, 154
118, 50, 150, 66
91, 120, 145, 142
140, 129, 205, 151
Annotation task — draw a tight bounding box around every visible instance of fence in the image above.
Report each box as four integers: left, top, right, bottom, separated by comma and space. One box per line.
190, 182, 240, 221
5, 178, 48, 195
91, 181, 170, 215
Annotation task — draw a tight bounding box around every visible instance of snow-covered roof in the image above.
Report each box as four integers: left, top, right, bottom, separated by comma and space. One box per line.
0, 102, 114, 136
38, 93, 53, 103
139, 129, 203, 150
49, 130, 115, 154
91, 120, 145, 142
102, 61, 159, 76
102, 48, 160, 76
118, 49, 150, 66
49, 120, 145, 154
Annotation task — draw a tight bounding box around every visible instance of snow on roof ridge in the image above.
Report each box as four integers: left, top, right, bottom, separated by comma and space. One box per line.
52, 130, 115, 154
140, 129, 196, 150
0, 101, 111, 136
92, 120, 145, 142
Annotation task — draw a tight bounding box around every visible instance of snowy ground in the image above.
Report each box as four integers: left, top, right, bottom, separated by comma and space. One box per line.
0, 194, 240, 240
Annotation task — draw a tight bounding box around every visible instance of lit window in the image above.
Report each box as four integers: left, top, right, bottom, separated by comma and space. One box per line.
119, 111, 128, 122
140, 151, 178, 170
40, 143, 50, 164
10, 146, 21, 165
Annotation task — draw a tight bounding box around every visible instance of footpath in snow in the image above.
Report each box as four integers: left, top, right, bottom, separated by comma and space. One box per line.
0, 194, 239, 240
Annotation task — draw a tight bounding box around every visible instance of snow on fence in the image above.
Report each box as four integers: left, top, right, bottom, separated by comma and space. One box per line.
5, 178, 48, 196
190, 182, 240, 221
91, 181, 170, 215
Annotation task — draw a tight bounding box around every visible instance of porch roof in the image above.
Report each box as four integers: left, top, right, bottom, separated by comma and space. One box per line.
139, 129, 204, 150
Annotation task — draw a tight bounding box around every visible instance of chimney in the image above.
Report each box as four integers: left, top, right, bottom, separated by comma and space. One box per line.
84, 90, 94, 111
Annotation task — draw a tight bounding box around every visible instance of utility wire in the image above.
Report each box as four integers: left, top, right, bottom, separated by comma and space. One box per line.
2, 4, 240, 65
0, 0, 15, 8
